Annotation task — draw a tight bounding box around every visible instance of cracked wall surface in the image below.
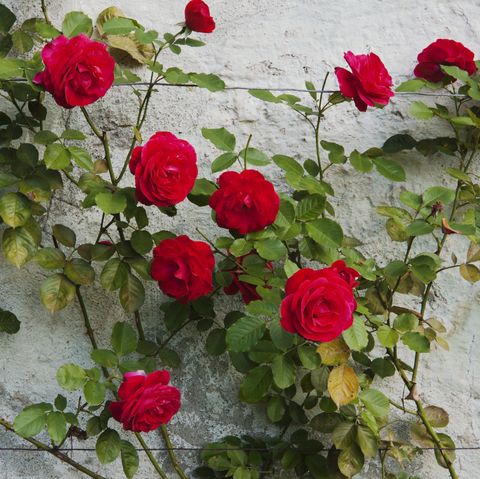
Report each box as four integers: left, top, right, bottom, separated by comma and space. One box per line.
1, 1, 480, 478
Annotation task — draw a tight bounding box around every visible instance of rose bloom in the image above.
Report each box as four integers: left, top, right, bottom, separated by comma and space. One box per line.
129, 132, 198, 208
280, 262, 358, 342
330, 259, 360, 288
224, 254, 273, 304
185, 0, 215, 33
151, 235, 214, 303
209, 170, 280, 235
109, 370, 180, 433
335, 51, 394, 112
414, 39, 477, 83
34, 34, 114, 109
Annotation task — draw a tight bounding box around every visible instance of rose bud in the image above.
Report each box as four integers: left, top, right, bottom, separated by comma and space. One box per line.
209, 170, 280, 235
151, 235, 214, 303
109, 370, 181, 433
414, 39, 476, 83
335, 51, 394, 112
184, 0, 216, 33
34, 34, 114, 108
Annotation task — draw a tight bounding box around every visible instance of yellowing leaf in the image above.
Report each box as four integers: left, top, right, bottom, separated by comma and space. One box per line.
328, 364, 359, 407
317, 337, 350, 366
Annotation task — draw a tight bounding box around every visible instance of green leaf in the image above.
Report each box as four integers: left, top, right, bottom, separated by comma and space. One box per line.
0, 310, 20, 334
101, 16, 136, 35
423, 186, 456, 206
402, 332, 430, 353
405, 220, 434, 236
0, 4, 16, 33
297, 344, 321, 370
239, 147, 270, 166
393, 313, 419, 333
189, 73, 225, 92
248, 89, 280, 103
321, 140, 346, 164
12, 31, 33, 53
54, 395, 67, 411
332, 421, 356, 449
359, 389, 389, 417
91, 349, 118, 368
272, 155, 303, 175
84, 381, 106, 406
56, 364, 86, 391
34, 130, 59, 145
206, 328, 227, 356
62, 11, 93, 37
376, 325, 399, 348
47, 412, 67, 444
64, 259, 95, 285
372, 157, 406, 182
0, 192, 31, 227
96, 428, 121, 464
254, 238, 287, 260
396, 79, 426, 92
306, 218, 343, 249
0, 172, 19, 188
239, 365, 273, 403
202, 127, 236, 151
68, 146, 94, 171
62, 129, 86, 140
100, 258, 129, 291
410, 101, 433, 120
226, 316, 266, 352
44, 143, 71, 170
350, 150, 373, 173
119, 273, 145, 313
271, 355, 296, 389
131, 230, 153, 255
382, 134, 417, 153
2, 224, 39, 267
267, 396, 286, 422
111, 322, 137, 356
14, 408, 47, 437
211, 152, 237, 173
0, 58, 23, 79
121, 440, 139, 479
296, 194, 326, 221
342, 317, 368, 351
424, 406, 449, 428
357, 424, 377, 458
40, 274, 76, 312
188, 178, 217, 206
441, 65, 470, 82
370, 358, 395, 378
95, 192, 127, 214
53, 224, 76, 247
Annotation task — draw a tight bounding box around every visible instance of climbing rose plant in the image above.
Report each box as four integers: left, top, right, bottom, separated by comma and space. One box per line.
0, 2, 479, 479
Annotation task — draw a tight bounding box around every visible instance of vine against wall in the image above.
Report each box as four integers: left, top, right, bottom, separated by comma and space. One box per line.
0, 2, 479, 478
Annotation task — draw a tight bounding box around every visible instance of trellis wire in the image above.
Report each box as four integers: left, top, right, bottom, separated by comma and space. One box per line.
0, 446, 478, 452
3, 78, 468, 97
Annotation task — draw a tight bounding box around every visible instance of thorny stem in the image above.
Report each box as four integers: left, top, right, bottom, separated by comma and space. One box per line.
160, 426, 189, 479
40, 0, 52, 26
0, 417, 106, 479
243, 134, 252, 170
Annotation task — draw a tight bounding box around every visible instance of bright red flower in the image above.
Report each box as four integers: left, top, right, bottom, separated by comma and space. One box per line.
414, 39, 477, 83
330, 260, 360, 288
209, 170, 280, 235
280, 263, 358, 342
109, 370, 180, 433
151, 235, 214, 303
335, 51, 394, 112
129, 132, 198, 208
185, 0, 215, 33
34, 34, 114, 109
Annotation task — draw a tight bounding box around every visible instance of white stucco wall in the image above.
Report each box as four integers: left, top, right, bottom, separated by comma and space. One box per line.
1, 0, 480, 478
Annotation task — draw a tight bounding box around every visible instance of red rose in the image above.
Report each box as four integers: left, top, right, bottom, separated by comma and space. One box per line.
185, 0, 215, 33
330, 260, 360, 288
33, 34, 114, 109
224, 254, 273, 304
129, 132, 198, 208
109, 370, 180, 433
280, 264, 358, 342
414, 39, 476, 83
209, 170, 280, 235
335, 51, 394, 112
151, 235, 214, 303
